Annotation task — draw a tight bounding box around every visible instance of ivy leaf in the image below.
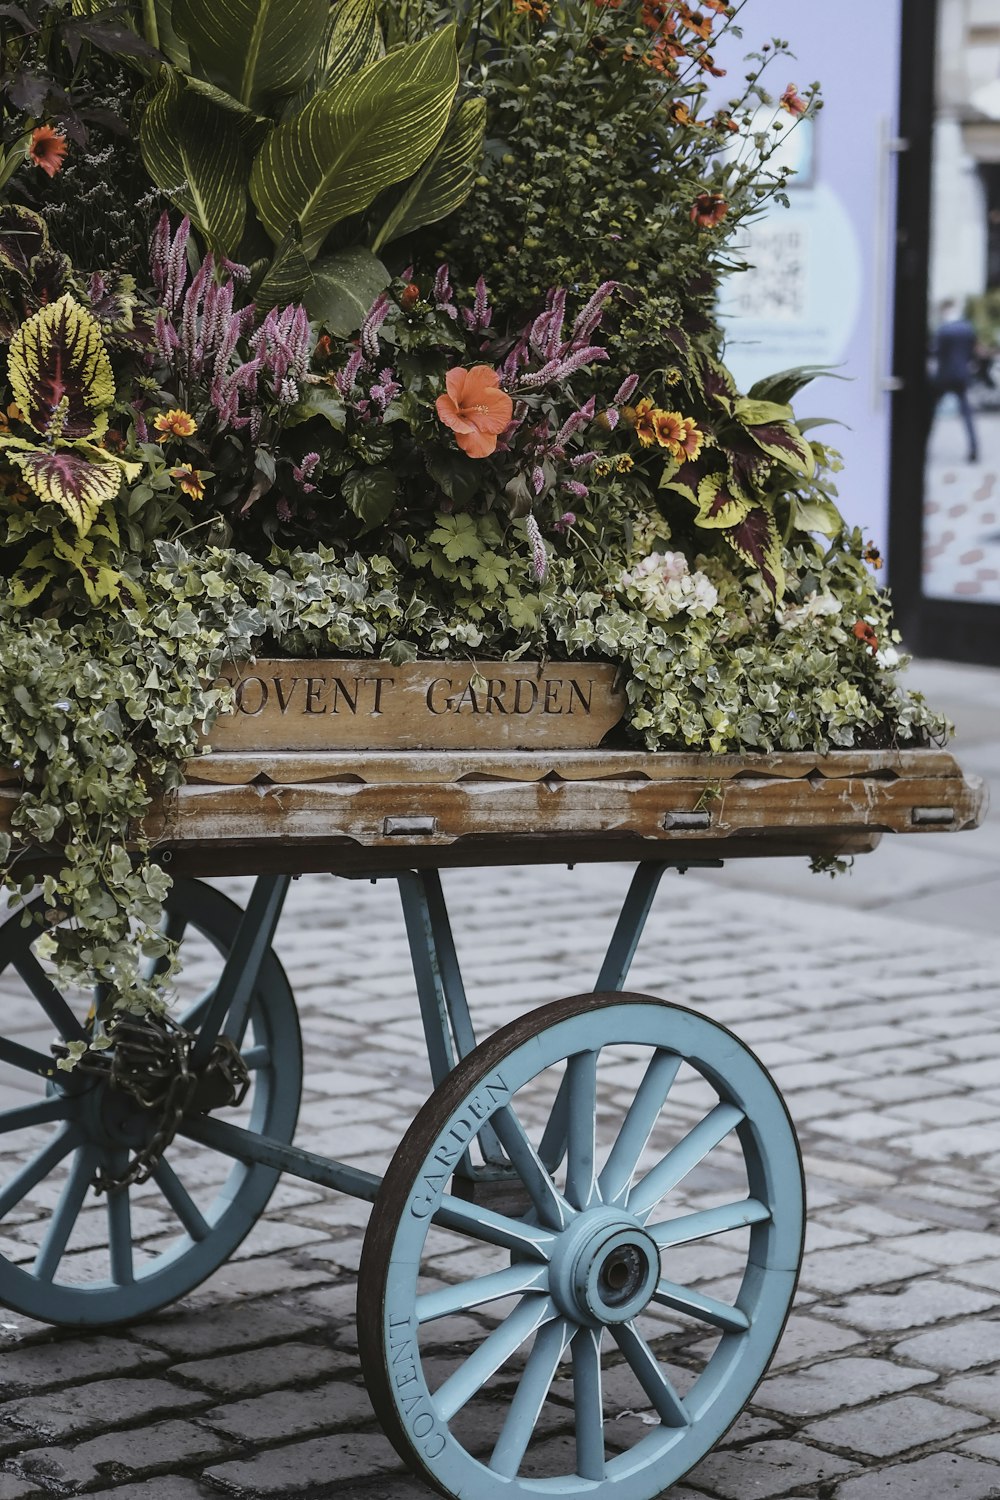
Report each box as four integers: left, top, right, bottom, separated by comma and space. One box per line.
789, 496, 843, 537
341, 467, 398, 529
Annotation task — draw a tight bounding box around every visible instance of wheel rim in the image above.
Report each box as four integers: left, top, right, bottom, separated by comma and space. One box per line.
0, 878, 302, 1325
359, 993, 803, 1500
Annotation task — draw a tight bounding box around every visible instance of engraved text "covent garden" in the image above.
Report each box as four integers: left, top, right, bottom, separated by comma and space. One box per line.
224, 674, 598, 716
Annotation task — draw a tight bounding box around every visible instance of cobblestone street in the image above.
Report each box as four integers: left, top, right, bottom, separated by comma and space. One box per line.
0, 660, 997, 1500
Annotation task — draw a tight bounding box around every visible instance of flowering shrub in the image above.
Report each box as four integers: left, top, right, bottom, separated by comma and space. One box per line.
0, 0, 946, 1020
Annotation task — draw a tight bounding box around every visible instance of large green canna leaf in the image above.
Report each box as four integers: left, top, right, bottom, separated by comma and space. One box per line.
371, 96, 486, 252
139, 70, 250, 256
305, 247, 390, 335
253, 229, 314, 312
320, 0, 384, 92
172, 0, 329, 109
250, 27, 459, 260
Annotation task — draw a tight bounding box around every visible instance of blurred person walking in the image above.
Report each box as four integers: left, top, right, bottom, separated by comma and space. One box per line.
930, 298, 980, 463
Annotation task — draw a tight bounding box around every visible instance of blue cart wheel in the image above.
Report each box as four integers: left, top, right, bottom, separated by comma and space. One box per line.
359, 992, 803, 1500
0, 877, 301, 1326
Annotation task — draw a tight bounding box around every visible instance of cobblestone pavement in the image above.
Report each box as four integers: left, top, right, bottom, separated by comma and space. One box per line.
0, 660, 998, 1500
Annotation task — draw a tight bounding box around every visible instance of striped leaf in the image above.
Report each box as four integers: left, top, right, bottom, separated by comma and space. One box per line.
172, 0, 328, 109
320, 0, 384, 91
7, 294, 114, 441
253, 229, 314, 312
372, 96, 486, 252
250, 27, 459, 259
140, 69, 250, 256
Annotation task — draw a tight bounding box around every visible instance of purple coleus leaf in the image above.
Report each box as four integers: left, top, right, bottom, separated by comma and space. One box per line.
5, 446, 122, 535
722, 505, 785, 601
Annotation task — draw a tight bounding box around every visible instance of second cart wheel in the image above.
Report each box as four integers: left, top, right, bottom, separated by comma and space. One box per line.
0, 877, 302, 1325
359, 992, 803, 1500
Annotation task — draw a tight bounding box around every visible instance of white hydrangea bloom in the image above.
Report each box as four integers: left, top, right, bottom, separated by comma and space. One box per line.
620, 552, 718, 622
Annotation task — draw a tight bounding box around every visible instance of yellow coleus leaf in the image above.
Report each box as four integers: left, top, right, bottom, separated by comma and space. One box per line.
7, 293, 115, 441
694, 472, 752, 529
3, 443, 122, 536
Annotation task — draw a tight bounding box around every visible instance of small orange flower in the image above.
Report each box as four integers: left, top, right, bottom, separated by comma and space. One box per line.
863, 541, 884, 571
668, 101, 704, 127
779, 83, 808, 117
677, 3, 713, 39
436, 366, 513, 459
853, 619, 879, 653
154, 408, 198, 442
690, 191, 728, 228
400, 283, 420, 310
514, 0, 549, 17
28, 125, 67, 178
632, 398, 658, 447
654, 410, 685, 452
169, 465, 207, 500
702, 0, 731, 11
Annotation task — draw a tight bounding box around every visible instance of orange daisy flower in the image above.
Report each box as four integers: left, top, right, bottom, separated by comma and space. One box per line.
169, 465, 207, 500
690, 191, 728, 228
632, 398, 659, 447
154, 409, 198, 442
852, 619, 878, 653
677, 3, 713, 39
28, 125, 68, 178
436, 366, 513, 459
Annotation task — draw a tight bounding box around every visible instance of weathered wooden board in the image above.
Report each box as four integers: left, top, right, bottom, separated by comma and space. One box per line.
207, 659, 626, 752
2, 749, 986, 877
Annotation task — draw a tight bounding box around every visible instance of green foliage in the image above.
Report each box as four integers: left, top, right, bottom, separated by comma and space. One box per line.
134, 0, 482, 320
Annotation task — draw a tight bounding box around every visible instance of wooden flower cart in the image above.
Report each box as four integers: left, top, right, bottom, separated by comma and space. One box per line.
0, 660, 986, 1500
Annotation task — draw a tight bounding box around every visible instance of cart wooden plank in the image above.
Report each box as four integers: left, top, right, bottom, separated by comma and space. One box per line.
2, 749, 985, 877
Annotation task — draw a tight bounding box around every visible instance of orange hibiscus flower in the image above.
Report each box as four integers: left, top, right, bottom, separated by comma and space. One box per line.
28, 125, 68, 178
436, 366, 513, 459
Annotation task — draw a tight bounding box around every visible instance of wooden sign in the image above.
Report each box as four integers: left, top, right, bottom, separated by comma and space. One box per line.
205, 659, 626, 752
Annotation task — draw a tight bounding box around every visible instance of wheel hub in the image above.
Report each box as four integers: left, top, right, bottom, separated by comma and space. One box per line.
549, 1208, 660, 1326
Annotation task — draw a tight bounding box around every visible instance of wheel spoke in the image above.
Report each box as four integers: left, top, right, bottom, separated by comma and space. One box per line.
152, 1157, 211, 1243
0, 1122, 81, 1219
0, 1096, 72, 1136
432, 1296, 559, 1423
434, 1192, 557, 1260
598, 1049, 682, 1207
12, 952, 87, 1042
32, 1143, 97, 1282
537, 1070, 570, 1174
106, 1153, 134, 1286
417, 1263, 549, 1325
613, 1320, 689, 1428
571, 1326, 605, 1481
241, 1044, 270, 1072
648, 1197, 771, 1250
490, 1105, 570, 1230
628, 1102, 744, 1221
652, 1277, 750, 1335
564, 1050, 599, 1212
0, 1034, 60, 1080
490, 1317, 571, 1479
